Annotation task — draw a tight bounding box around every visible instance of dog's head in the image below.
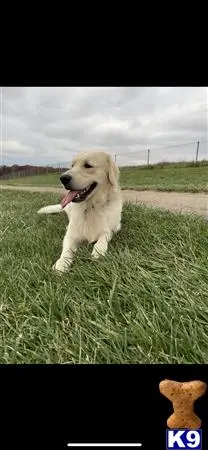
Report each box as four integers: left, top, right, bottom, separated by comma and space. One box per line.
60, 151, 119, 206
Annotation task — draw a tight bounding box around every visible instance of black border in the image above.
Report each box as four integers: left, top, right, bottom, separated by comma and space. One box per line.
2, 2, 207, 87
1, 36, 207, 87
0, 364, 208, 450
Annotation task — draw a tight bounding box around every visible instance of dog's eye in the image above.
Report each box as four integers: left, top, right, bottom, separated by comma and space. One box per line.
84, 163, 93, 168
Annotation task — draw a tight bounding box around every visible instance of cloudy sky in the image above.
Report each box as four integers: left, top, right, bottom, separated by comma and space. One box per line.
1, 86, 207, 166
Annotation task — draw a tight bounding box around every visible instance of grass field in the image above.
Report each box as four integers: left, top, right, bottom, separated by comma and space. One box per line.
1, 161, 208, 192
1, 190, 208, 364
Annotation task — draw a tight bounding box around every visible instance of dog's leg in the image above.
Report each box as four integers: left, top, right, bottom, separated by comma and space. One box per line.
53, 231, 79, 273
91, 232, 112, 259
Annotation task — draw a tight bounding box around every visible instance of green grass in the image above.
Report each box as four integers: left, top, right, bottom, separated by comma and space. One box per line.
121, 164, 208, 192
1, 161, 208, 192
0, 172, 61, 187
1, 190, 208, 364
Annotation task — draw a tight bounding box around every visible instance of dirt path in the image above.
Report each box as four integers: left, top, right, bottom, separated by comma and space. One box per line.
1, 184, 207, 218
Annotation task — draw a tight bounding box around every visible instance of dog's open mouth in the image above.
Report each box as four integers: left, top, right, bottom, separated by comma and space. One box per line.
61, 182, 97, 207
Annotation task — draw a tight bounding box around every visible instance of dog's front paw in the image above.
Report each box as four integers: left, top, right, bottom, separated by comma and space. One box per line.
115, 223, 121, 232
91, 246, 106, 259
91, 249, 100, 259
52, 258, 70, 273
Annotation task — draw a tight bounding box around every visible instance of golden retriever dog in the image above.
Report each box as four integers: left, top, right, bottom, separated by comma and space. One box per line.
38, 151, 122, 273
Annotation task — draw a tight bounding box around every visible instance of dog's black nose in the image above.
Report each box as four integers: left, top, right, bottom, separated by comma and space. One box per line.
60, 174, 72, 187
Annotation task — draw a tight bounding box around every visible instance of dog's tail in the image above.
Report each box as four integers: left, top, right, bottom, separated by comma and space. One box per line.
37, 204, 63, 214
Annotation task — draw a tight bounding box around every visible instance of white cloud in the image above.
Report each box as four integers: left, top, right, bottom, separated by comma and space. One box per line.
1, 86, 207, 166
0, 140, 32, 154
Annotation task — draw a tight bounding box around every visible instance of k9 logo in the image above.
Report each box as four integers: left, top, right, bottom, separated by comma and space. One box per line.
166, 429, 202, 449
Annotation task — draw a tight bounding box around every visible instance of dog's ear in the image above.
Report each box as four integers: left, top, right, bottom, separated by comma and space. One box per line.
107, 157, 119, 186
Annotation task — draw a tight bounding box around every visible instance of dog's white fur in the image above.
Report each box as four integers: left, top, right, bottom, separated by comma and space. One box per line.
38, 151, 122, 273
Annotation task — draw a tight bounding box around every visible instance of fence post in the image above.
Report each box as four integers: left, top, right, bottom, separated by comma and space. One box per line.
195, 141, 200, 162
147, 149, 150, 166
114, 154, 117, 163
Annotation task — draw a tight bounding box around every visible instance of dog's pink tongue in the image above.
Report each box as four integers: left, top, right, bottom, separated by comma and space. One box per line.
61, 191, 78, 208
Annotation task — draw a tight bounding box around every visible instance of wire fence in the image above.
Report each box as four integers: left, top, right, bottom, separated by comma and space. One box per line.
0, 139, 207, 180
114, 139, 207, 167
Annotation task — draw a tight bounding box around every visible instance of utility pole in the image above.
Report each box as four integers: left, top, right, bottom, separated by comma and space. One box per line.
147, 149, 150, 166
196, 141, 200, 162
